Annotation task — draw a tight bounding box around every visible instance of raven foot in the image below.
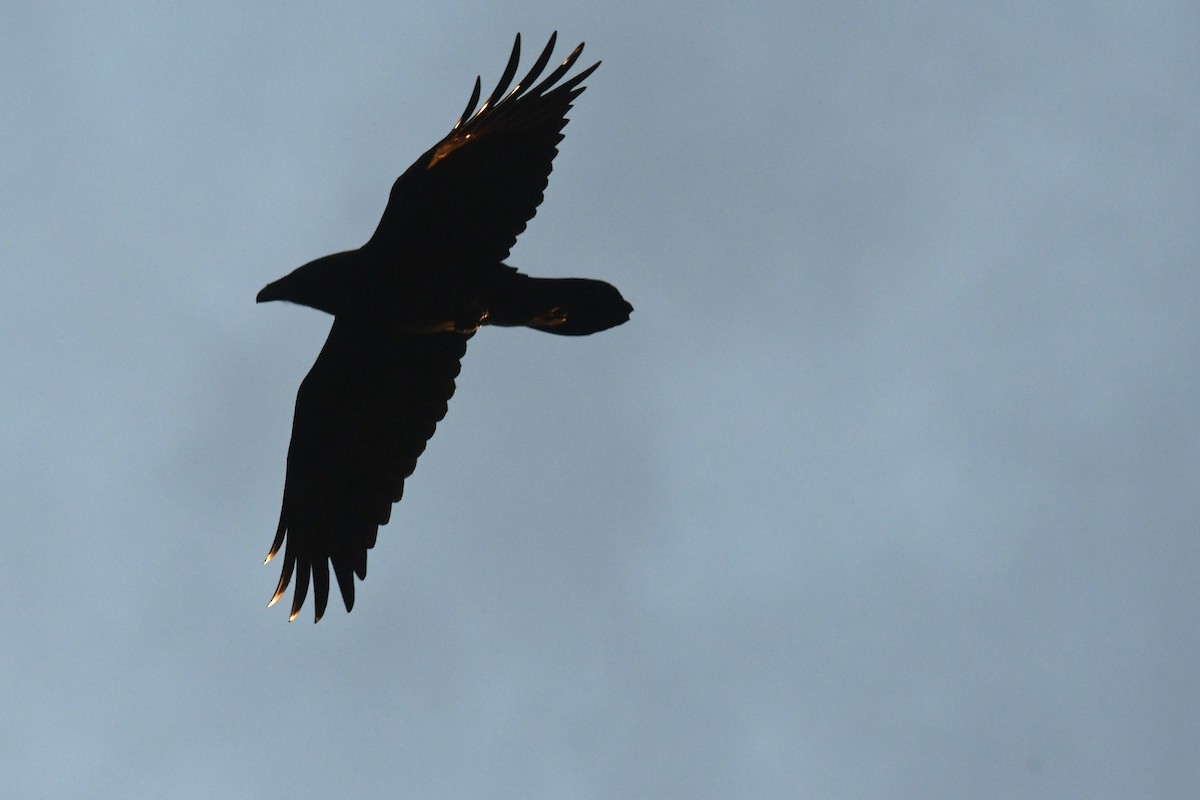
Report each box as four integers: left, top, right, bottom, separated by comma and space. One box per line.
455, 306, 490, 335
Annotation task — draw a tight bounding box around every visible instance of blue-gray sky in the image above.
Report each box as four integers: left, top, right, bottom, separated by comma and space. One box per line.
2, 2, 1197, 798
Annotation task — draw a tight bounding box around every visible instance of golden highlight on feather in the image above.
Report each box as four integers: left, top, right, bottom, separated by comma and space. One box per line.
428, 33, 595, 170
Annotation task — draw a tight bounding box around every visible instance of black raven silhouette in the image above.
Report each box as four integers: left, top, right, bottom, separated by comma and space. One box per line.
257, 33, 632, 622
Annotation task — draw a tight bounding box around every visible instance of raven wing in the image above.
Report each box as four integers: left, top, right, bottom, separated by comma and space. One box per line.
365, 33, 599, 266
265, 318, 469, 621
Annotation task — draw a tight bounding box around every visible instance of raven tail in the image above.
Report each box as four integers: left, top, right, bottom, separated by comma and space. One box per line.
488, 276, 632, 336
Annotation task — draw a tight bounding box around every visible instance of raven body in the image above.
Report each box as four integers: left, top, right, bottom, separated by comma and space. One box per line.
258, 34, 631, 621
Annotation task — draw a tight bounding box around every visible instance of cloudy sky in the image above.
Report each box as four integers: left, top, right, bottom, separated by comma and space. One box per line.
2, 2, 1197, 798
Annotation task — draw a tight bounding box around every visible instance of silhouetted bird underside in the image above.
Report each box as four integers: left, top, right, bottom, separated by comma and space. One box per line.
257, 34, 632, 622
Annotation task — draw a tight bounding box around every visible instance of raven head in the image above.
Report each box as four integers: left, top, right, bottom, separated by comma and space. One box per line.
257, 250, 361, 316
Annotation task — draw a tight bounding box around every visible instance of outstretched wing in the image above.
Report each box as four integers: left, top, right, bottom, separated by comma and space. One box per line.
266, 318, 469, 622
366, 33, 599, 265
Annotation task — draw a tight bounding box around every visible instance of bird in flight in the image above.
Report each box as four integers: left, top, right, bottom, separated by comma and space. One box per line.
257, 33, 632, 622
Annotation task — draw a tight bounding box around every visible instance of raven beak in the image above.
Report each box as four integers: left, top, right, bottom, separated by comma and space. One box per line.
256, 279, 284, 304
